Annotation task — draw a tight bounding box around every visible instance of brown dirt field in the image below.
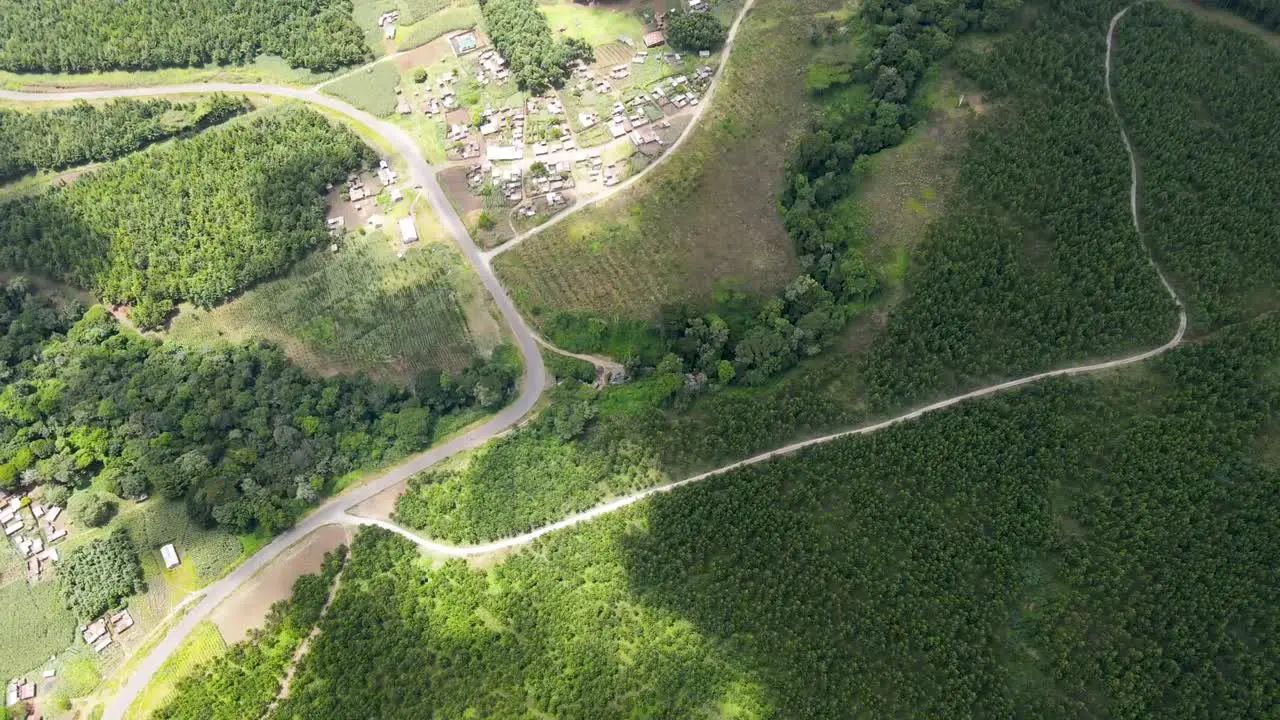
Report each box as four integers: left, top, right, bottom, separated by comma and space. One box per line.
592, 43, 634, 68
210, 525, 351, 645
394, 36, 456, 71
438, 166, 484, 213
348, 480, 408, 522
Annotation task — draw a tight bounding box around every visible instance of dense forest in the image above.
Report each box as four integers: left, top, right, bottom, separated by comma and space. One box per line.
0, 106, 373, 328
0, 96, 245, 183
478, 0, 593, 92
0, 281, 519, 534
0, 0, 368, 73
156, 546, 346, 719
1112, 3, 1280, 327
274, 314, 1280, 718
857, 0, 1182, 406
1200, 0, 1280, 28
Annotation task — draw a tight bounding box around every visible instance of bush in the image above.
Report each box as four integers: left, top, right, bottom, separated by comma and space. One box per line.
43, 484, 71, 508
59, 529, 145, 620
71, 492, 117, 528
477, 212, 497, 231
665, 11, 727, 52
413, 68, 429, 83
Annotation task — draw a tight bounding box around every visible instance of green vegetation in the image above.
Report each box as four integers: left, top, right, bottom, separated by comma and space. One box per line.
60, 528, 145, 620
118, 501, 243, 585
168, 231, 500, 381
155, 546, 346, 720
322, 63, 402, 116
1198, 0, 1279, 28
0, 282, 518, 537
665, 10, 728, 51
0, 580, 76, 680
1113, 2, 1280, 327
395, 385, 665, 542
70, 492, 117, 527
126, 622, 227, 720
479, 0, 594, 92
397, 6, 483, 50
0, 0, 369, 73
0, 105, 375, 327
0, 96, 245, 183
277, 309, 1280, 719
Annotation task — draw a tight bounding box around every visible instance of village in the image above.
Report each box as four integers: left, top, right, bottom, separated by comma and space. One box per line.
425, 26, 719, 247
336, 0, 728, 249
3, 488, 182, 714
325, 158, 425, 253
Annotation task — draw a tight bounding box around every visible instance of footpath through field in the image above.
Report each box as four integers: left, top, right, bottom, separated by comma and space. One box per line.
0, 5, 1184, 718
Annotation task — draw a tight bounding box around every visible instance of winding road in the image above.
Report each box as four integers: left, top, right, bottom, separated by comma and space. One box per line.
0, 5, 1183, 718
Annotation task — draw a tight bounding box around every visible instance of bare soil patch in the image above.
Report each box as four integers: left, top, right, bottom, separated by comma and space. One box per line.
210, 525, 351, 644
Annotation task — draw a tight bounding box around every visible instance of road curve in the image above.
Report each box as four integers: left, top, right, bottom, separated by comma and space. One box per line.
0, 4, 1183, 717
322, 3, 1187, 560
0, 83, 551, 720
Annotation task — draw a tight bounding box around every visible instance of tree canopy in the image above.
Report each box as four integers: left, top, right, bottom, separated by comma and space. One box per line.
0, 105, 374, 327
0, 0, 369, 73
0, 96, 245, 183
0, 282, 519, 534
479, 0, 593, 92
665, 11, 728, 52
59, 528, 144, 620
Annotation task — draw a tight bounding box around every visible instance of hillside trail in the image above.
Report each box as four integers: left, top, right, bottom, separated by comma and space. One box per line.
0, 4, 1188, 718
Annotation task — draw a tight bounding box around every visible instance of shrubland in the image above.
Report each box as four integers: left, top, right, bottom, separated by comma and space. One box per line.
0, 105, 374, 327
0, 96, 246, 183
0, 0, 369, 73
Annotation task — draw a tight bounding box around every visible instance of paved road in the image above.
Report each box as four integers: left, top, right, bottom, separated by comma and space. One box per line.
0, 4, 1183, 717
0, 82, 551, 720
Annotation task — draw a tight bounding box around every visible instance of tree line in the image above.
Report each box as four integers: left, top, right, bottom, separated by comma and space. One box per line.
0, 95, 246, 183
0, 105, 373, 328
478, 0, 593, 93
0, 0, 369, 73
0, 280, 519, 535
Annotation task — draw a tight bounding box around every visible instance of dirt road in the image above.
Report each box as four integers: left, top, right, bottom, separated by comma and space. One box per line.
0, 5, 1183, 718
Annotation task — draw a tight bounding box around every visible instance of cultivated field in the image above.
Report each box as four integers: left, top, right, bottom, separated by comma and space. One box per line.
124, 621, 227, 720
168, 223, 502, 382
0, 580, 77, 681
324, 62, 404, 116
492, 0, 827, 324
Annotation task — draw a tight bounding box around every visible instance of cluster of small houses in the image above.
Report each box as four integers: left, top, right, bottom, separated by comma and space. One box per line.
2, 492, 65, 582
406, 69, 460, 117
6, 609, 138, 709
327, 161, 420, 252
